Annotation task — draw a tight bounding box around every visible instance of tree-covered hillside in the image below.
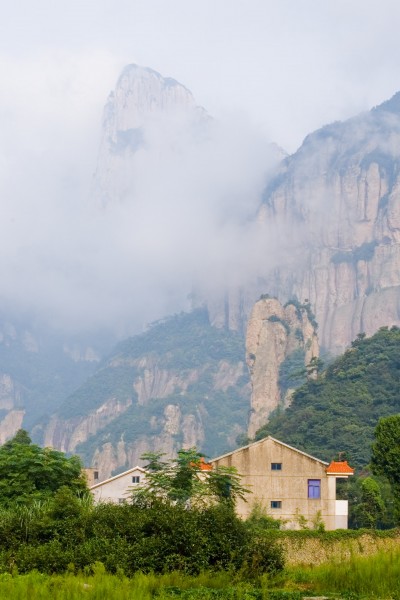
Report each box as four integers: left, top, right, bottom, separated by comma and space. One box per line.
47, 310, 250, 472
255, 327, 400, 469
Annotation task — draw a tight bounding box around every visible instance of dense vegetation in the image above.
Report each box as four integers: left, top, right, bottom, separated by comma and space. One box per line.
255, 326, 400, 469
0, 320, 101, 428
0, 430, 86, 506
0, 437, 283, 582
56, 310, 250, 464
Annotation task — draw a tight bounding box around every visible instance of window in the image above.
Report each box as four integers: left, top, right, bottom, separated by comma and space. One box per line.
271, 500, 282, 509
308, 479, 321, 499
93, 471, 99, 480
132, 476, 140, 484
271, 463, 282, 471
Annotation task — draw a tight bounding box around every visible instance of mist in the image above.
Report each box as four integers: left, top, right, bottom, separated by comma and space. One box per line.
0, 57, 285, 337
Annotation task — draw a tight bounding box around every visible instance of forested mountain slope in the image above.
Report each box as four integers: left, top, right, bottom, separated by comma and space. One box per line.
255, 327, 400, 468
40, 310, 250, 479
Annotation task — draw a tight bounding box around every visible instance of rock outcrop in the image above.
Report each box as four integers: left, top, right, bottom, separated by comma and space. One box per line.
206, 93, 400, 354
253, 93, 400, 354
92, 63, 208, 207
42, 310, 250, 479
246, 297, 319, 437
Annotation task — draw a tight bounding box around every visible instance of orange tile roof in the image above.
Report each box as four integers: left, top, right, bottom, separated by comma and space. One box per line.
199, 457, 213, 471
326, 460, 354, 475
190, 457, 213, 471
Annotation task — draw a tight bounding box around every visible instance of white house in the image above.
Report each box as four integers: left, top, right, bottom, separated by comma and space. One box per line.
88, 466, 147, 504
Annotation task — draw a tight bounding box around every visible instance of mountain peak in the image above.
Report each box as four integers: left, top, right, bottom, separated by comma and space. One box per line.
117, 64, 188, 93
372, 91, 400, 115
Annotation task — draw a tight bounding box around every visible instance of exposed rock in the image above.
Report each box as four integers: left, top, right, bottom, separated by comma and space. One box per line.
0, 410, 25, 444
0, 374, 22, 410
43, 396, 133, 452
92, 63, 207, 207
246, 298, 319, 437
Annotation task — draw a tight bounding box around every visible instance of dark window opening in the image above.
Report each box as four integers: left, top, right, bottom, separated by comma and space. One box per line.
94, 471, 99, 480
132, 476, 140, 484
271, 463, 282, 471
271, 500, 282, 509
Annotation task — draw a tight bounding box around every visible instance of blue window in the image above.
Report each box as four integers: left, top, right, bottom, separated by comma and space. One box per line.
308, 479, 321, 499
271, 500, 282, 509
271, 463, 282, 470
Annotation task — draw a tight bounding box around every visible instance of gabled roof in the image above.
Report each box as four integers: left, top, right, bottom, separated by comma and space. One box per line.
326, 460, 355, 476
210, 436, 329, 466
90, 465, 146, 490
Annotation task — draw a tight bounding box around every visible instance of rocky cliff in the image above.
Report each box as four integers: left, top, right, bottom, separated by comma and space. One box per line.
255, 93, 400, 354
205, 93, 400, 355
246, 297, 319, 437
0, 318, 102, 437
92, 63, 207, 207
42, 310, 250, 480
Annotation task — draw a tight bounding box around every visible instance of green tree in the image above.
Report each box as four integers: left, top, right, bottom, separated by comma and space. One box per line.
131, 447, 249, 507
351, 477, 385, 529
0, 430, 87, 506
371, 415, 400, 520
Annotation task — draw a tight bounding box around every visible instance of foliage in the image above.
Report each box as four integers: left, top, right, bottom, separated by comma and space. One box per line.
0, 321, 101, 429
0, 494, 284, 580
244, 503, 282, 533
331, 240, 378, 264
370, 414, 400, 520
281, 548, 400, 599
255, 327, 400, 470
349, 477, 385, 529
278, 349, 306, 399
131, 449, 250, 507
60, 309, 250, 463
0, 431, 87, 507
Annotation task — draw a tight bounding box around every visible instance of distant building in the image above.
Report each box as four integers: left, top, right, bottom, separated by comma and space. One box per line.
88, 466, 147, 504
210, 436, 354, 530
86, 436, 354, 530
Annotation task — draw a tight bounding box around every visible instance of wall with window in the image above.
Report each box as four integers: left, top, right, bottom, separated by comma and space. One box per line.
90, 467, 146, 504
211, 436, 338, 530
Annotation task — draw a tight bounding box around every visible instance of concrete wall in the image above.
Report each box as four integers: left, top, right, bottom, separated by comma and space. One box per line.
91, 467, 146, 503
211, 437, 338, 529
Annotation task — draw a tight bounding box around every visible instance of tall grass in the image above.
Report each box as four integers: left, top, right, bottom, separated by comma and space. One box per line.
0, 569, 264, 600
282, 548, 400, 598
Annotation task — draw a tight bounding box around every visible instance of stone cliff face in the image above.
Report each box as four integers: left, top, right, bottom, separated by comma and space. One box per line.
92, 63, 207, 207
45, 356, 248, 481
257, 94, 400, 354
42, 311, 250, 480
246, 298, 319, 437
210, 93, 400, 354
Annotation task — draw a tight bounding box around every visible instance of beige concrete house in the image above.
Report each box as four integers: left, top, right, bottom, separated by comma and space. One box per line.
210, 436, 354, 530
89, 466, 147, 504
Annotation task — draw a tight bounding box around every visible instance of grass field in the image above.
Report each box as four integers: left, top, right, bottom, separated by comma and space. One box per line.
1, 549, 399, 599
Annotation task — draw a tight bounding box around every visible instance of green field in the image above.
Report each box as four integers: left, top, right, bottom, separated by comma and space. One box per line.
1, 549, 400, 599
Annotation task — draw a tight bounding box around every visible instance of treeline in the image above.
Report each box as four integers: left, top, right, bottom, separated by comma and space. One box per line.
255, 326, 400, 528
0, 435, 283, 578
0, 492, 283, 577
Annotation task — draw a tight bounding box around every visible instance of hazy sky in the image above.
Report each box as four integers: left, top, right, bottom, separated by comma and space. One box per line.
3, 0, 400, 150
1, 1, 400, 336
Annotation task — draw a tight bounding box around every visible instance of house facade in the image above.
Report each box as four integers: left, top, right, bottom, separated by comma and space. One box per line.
86, 436, 354, 530
210, 436, 354, 530
89, 466, 147, 504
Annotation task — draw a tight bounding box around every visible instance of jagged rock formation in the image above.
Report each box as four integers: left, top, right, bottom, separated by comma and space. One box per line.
205, 93, 400, 355
246, 297, 319, 437
42, 310, 250, 480
92, 63, 208, 207
256, 93, 400, 354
